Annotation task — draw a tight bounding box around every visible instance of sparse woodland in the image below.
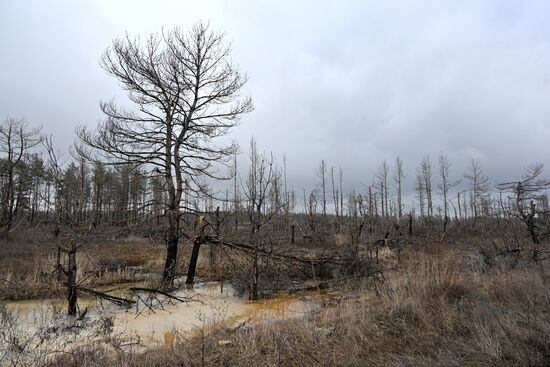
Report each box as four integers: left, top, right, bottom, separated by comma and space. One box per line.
0, 22, 549, 367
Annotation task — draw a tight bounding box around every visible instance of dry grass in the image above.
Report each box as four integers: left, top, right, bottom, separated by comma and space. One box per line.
0, 234, 166, 300
40, 243, 550, 367
2, 231, 549, 366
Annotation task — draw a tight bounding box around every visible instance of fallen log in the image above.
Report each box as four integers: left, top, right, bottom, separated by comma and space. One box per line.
204, 236, 347, 266
77, 286, 135, 308
129, 287, 204, 304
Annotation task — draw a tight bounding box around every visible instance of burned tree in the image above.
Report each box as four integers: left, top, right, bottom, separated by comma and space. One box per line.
376, 161, 390, 219
0, 118, 41, 235
438, 154, 459, 233
243, 139, 284, 299
416, 173, 426, 218
317, 160, 328, 217
393, 156, 404, 219
497, 164, 550, 244
464, 159, 489, 228
331, 166, 339, 219
43, 136, 86, 316
419, 155, 433, 219
78, 23, 252, 287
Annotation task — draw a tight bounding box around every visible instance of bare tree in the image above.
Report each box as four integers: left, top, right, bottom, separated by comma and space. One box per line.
0, 118, 41, 235
303, 188, 318, 235
77, 23, 253, 287
367, 185, 375, 232
243, 139, 283, 299
419, 155, 433, 219
376, 161, 390, 219
233, 150, 240, 231
317, 160, 328, 217
393, 156, 405, 219
339, 167, 344, 218
43, 136, 83, 316
416, 173, 425, 218
331, 166, 339, 219
438, 154, 460, 233
497, 164, 550, 244
282, 154, 293, 231
464, 159, 489, 228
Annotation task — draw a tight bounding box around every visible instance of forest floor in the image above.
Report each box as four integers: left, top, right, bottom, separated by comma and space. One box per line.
1, 232, 549, 366
103, 240, 550, 367
0, 234, 167, 300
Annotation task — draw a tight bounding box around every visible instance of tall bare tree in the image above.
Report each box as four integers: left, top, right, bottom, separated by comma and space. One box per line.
419, 155, 433, 219
376, 161, 390, 219
438, 154, 460, 233
339, 167, 344, 218
243, 139, 283, 299
393, 156, 405, 219
232, 150, 240, 231
416, 173, 425, 218
0, 117, 41, 235
43, 136, 84, 316
497, 164, 550, 244
464, 159, 489, 228
77, 23, 253, 287
317, 160, 328, 217
331, 166, 339, 219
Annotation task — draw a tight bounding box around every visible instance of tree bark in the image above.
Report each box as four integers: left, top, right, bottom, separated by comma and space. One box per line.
186, 237, 203, 284
162, 233, 179, 287
67, 245, 77, 316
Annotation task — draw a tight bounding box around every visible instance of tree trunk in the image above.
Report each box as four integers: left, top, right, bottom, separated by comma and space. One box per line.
186, 237, 203, 284
251, 246, 259, 300
67, 246, 77, 316
408, 213, 413, 237
56, 246, 62, 282
162, 233, 179, 287
1, 171, 14, 232
528, 220, 539, 244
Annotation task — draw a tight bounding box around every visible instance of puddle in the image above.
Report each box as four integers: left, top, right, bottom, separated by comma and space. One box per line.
1, 279, 330, 347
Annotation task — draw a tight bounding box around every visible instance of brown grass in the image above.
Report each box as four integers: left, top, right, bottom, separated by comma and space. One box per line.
0, 234, 167, 300
40, 243, 550, 367
2, 229, 549, 366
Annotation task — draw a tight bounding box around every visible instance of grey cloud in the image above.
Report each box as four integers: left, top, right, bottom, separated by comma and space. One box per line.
1, 0, 550, 209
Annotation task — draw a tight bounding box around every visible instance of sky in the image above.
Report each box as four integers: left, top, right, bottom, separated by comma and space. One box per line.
1, 0, 550, 209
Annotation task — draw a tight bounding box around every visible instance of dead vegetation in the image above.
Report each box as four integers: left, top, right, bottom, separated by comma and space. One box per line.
119, 247, 549, 367
2, 237, 548, 367
0, 233, 162, 301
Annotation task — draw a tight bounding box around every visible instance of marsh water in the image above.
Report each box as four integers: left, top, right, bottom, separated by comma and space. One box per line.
1, 279, 329, 346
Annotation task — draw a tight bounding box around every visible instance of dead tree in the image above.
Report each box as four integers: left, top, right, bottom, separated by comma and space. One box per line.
376, 161, 390, 219
339, 167, 344, 218
368, 185, 375, 233
243, 139, 283, 299
497, 164, 550, 244
0, 118, 41, 235
438, 154, 460, 234
185, 215, 209, 285
393, 156, 405, 219
464, 159, 490, 228
419, 155, 433, 219
43, 136, 86, 316
317, 160, 328, 217
233, 151, 240, 231
282, 155, 296, 240
416, 173, 425, 218
303, 188, 318, 236
331, 166, 339, 220
77, 23, 253, 287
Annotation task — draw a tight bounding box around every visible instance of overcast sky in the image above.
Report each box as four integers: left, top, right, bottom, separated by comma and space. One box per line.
1, 0, 550, 207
